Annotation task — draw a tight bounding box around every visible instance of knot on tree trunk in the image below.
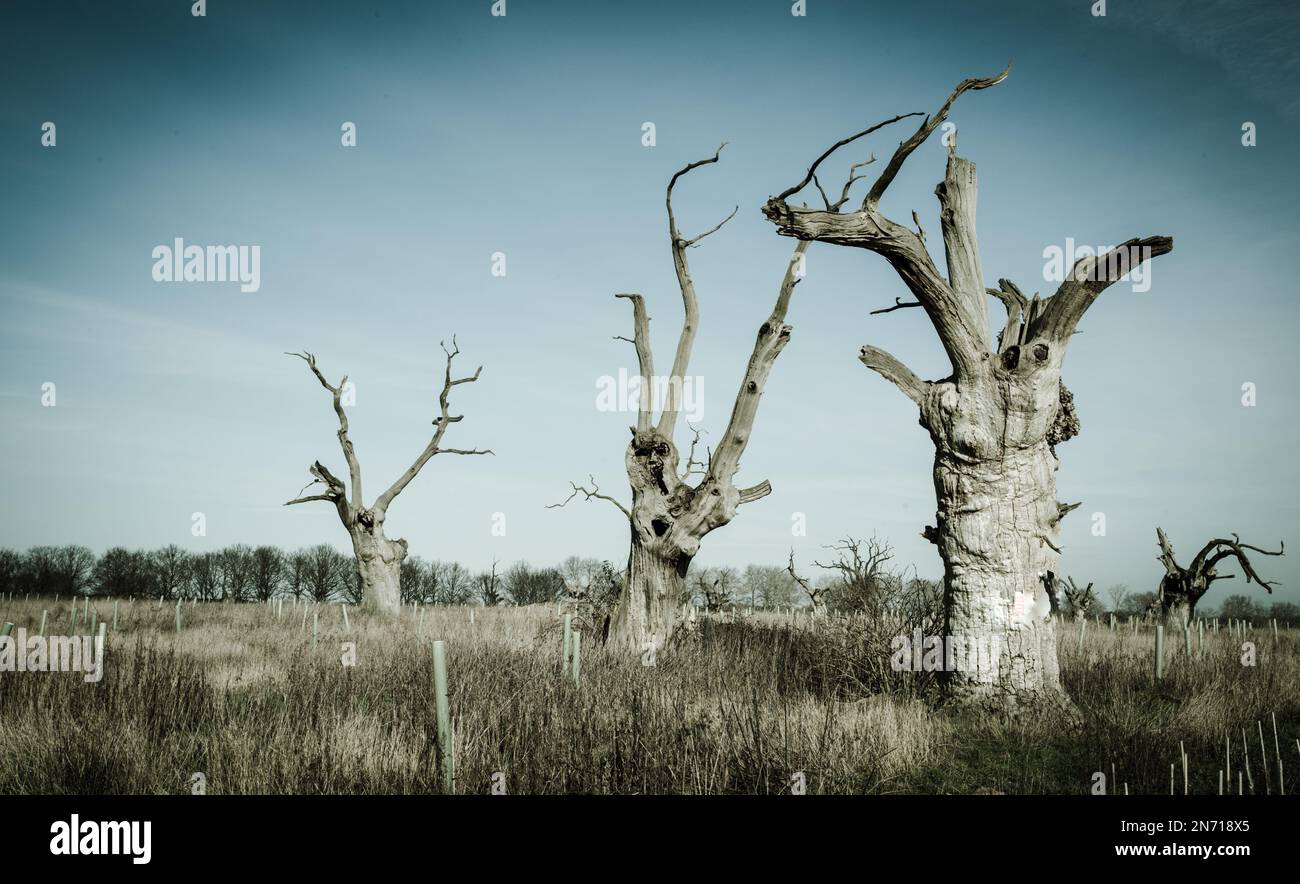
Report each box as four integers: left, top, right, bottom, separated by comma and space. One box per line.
1046, 380, 1080, 451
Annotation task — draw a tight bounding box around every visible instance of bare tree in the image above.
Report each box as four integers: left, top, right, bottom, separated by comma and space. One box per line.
1152, 528, 1283, 627
190, 552, 222, 601
813, 536, 897, 615
787, 551, 829, 616
251, 545, 286, 601
439, 562, 474, 605
552, 145, 813, 651
152, 545, 191, 600
218, 544, 255, 602
287, 548, 311, 601
744, 564, 798, 609
284, 342, 490, 615
761, 67, 1172, 704
304, 543, 343, 603
504, 562, 565, 606
1059, 576, 1097, 621
1105, 583, 1130, 615
476, 560, 503, 607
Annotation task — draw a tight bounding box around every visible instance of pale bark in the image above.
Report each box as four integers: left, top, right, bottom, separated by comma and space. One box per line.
763, 67, 1174, 706
284, 343, 490, 615
555, 147, 807, 652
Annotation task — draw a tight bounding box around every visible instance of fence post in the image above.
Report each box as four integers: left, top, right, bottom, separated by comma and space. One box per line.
175, 599, 182, 634
562, 613, 572, 672
342, 604, 350, 633
312, 612, 319, 650
113, 600, 119, 632
571, 630, 582, 687
1154, 624, 1165, 682
39, 609, 48, 637
1077, 617, 1087, 653
431, 640, 454, 793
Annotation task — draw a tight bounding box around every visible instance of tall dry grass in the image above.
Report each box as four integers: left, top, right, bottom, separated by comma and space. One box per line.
0, 598, 1294, 794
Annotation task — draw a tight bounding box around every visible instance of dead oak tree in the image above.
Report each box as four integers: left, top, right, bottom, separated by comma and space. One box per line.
552, 143, 855, 653
1152, 528, 1283, 627
284, 341, 490, 615
761, 67, 1173, 705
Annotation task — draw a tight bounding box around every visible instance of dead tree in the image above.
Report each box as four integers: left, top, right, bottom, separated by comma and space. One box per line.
1153, 528, 1283, 627
284, 342, 490, 615
787, 551, 829, 616
1059, 576, 1096, 621
761, 67, 1173, 704
552, 144, 818, 652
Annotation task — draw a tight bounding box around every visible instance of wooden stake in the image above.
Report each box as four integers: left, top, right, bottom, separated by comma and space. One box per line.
571, 630, 582, 687
1258, 720, 1270, 794
431, 640, 454, 793
562, 613, 572, 672
1272, 712, 1284, 794
1154, 624, 1165, 682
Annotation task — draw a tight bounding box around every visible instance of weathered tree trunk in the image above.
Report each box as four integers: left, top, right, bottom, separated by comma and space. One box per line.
762, 67, 1172, 706
350, 521, 407, 616
611, 530, 688, 651
922, 373, 1065, 702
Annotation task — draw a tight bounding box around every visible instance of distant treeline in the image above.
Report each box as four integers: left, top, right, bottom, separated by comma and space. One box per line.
4, 543, 1288, 620
0, 544, 801, 610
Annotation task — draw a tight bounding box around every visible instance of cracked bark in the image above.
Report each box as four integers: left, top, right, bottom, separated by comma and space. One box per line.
763, 67, 1173, 706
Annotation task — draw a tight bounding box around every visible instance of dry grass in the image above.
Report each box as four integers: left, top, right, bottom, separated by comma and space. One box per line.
0, 598, 1295, 795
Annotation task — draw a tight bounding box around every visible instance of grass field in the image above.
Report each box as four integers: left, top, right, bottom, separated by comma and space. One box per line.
0, 597, 1296, 795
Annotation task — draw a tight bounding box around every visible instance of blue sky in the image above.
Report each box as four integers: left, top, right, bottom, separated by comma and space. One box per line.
2, 0, 1298, 606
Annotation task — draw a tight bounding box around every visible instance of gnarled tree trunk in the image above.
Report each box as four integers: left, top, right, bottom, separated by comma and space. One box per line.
554, 147, 802, 653
1151, 528, 1283, 628
763, 67, 1172, 706
921, 371, 1066, 700
350, 519, 407, 615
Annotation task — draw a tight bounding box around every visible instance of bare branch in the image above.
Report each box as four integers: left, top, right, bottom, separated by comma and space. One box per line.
859, 344, 926, 406
684, 205, 739, 248
548, 476, 632, 520
863, 64, 1011, 210
737, 480, 772, 505
287, 351, 363, 507
615, 293, 654, 434
659, 144, 729, 438
283, 461, 350, 523
1034, 236, 1174, 341
680, 424, 709, 481
705, 239, 810, 490
870, 297, 923, 316
774, 116, 920, 203
372, 339, 486, 516
1193, 534, 1284, 588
